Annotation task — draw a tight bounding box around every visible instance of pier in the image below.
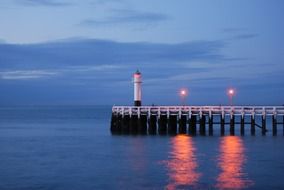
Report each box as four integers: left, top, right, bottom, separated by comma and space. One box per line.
111, 70, 284, 136
111, 106, 284, 136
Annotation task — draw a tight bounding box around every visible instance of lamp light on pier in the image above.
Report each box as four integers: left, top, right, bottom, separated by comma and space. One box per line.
179, 88, 188, 106
227, 88, 235, 106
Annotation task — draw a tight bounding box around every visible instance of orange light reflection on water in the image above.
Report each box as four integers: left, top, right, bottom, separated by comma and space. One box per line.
166, 135, 201, 190
216, 136, 254, 190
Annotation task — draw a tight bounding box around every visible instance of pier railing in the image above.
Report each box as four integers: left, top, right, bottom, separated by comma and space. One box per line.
112, 106, 284, 117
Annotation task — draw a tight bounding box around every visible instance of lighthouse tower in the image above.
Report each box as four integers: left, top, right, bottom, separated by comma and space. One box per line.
133, 70, 142, 106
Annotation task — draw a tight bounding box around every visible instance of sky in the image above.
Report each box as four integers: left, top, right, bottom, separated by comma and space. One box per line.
0, 0, 283, 105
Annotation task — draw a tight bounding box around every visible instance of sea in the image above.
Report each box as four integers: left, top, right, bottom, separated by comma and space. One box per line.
0, 105, 284, 190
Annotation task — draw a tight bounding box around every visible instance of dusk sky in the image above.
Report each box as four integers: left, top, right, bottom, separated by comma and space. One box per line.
0, 0, 283, 105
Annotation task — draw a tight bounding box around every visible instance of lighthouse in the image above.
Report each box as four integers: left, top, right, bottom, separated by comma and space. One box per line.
133, 70, 142, 106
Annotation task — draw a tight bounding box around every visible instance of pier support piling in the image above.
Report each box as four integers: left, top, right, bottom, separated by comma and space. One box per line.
116, 114, 123, 133
158, 115, 167, 134
251, 115, 255, 136
168, 115, 177, 134
262, 115, 266, 135
189, 115, 197, 135
221, 115, 225, 136
138, 115, 147, 134
122, 115, 130, 134
272, 115, 277, 136
241, 115, 245, 135
130, 115, 138, 134
209, 115, 213, 136
148, 115, 157, 134
179, 115, 187, 134
230, 115, 235, 135
199, 115, 206, 135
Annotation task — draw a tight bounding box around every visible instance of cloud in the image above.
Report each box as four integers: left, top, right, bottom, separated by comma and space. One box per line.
0, 38, 283, 105
66, 65, 124, 72
0, 38, 226, 105
222, 27, 246, 33
222, 27, 258, 41
0, 38, 225, 81
232, 33, 258, 40
89, 0, 125, 6
0, 38, 225, 68
14, 0, 70, 6
0, 70, 57, 80
0, 65, 123, 80
79, 9, 169, 27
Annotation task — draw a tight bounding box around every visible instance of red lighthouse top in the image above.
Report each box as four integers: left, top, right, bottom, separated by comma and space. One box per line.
134, 70, 141, 77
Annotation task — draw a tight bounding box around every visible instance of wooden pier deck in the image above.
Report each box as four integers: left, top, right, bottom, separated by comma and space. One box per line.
110, 106, 284, 136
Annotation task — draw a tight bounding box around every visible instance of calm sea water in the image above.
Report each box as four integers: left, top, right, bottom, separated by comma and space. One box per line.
0, 106, 284, 190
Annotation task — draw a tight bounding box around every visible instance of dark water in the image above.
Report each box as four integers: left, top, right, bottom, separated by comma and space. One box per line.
0, 106, 284, 190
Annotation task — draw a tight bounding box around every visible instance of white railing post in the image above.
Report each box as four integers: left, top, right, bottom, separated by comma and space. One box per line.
167, 107, 170, 119
138, 107, 140, 118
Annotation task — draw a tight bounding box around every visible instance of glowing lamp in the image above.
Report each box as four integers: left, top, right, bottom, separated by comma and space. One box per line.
228, 89, 234, 96
179, 88, 188, 106
227, 88, 236, 106
180, 89, 187, 96
179, 88, 188, 97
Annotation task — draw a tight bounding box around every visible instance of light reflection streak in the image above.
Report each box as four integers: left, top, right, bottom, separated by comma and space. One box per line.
216, 136, 254, 190
165, 135, 201, 190
128, 138, 146, 171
